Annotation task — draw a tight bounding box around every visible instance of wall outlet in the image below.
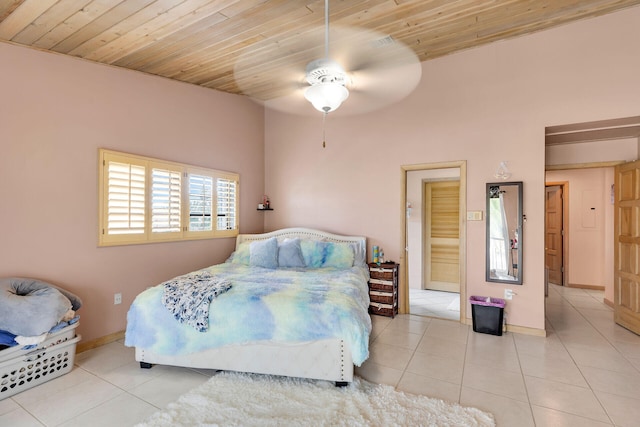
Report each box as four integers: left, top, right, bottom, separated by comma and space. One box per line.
114, 292, 122, 305
504, 289, 514, 300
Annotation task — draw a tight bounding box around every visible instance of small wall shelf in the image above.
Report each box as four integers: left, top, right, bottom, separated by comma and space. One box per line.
257, 208, 273, 211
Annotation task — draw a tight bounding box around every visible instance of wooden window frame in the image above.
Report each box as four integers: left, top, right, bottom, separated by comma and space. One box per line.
98, 149, 239, 246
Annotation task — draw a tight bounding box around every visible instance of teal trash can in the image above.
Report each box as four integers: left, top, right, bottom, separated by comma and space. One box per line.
470, 296, 505, 336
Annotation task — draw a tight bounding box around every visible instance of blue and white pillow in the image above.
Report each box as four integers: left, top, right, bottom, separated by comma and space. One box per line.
300, 240, 354, 269
249, 237, 279, 269
278, 238, 306, 268
230, 242, 250, 265
324, 242, 355, 268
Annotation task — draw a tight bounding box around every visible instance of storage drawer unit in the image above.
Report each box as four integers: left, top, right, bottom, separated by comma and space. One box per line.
368, 262, 398, 318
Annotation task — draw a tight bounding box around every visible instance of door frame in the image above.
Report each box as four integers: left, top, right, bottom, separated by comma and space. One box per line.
400, 161, 467, 322
545, 181, 569, 287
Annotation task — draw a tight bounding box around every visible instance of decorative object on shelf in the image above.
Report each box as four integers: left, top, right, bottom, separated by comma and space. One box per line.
258, 195, 272, 210
372, 246, 379, 264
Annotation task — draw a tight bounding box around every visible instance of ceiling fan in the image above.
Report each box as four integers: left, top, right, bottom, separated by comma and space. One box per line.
233, 0, 422, 118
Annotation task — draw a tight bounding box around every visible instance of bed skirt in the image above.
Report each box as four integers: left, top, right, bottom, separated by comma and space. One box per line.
135, 338, 354, 383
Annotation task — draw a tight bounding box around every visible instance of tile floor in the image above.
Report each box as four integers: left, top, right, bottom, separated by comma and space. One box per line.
2, 284, 640, 426
409, 288, 460, 321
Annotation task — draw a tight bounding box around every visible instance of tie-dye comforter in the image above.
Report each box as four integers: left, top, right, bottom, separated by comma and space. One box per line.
125, 262, 372, 365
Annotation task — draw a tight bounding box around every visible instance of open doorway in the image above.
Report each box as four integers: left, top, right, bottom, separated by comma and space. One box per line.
545, 168, 615, 297
544, 116, 639, 306
400, 161, 467, 323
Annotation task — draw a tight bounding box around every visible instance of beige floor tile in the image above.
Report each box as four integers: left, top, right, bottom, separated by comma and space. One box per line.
462, 361, 528, 402
556, 331, 612, 349
580, 366, 640, 400
382, 314, 431, 335
563, 295, 611, 311
606, 326, 640, 345
513, 331, 571, 360
369, 315, 392, 340
415, 334, 467, 360
610, 340, 640, 359
397, 372, 461, 403
365, 341, 414, 371
11, 368, 124, 426
465, 337, 521, 373
374, 327, 422, 350
0, 397, 20, 415
57, 393, 158, 427
98, 360, 169, 390
567, 346, 637, 373
406, 351, 464, 383
524, 375, 610, 423
594, 390, 640, 427
355, 361, 404, 387
127, 367, 210, 408
519, 353, 589, 387
460, 387, 534, 427
0, 406, 43, 427
75, 341, 136, 376
626, 355, 640, 371
531, 405, 613, 427
424, 318, 470, 343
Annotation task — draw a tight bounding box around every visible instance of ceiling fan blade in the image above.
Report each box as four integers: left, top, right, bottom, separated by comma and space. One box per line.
233, 24, 421, 117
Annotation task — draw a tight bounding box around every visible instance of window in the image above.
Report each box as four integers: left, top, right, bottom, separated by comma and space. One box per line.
99, 149, 239, 246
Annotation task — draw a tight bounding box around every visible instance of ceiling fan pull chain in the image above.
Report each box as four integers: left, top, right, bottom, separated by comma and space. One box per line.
322, 111, 327, 148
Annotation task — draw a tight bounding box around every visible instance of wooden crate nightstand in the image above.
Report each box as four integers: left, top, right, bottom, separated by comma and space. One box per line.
368, 262, 399, 318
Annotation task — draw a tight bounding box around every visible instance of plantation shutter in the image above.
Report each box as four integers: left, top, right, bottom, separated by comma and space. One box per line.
105, 159, 146, 238
188, 173, 213, 232
217, 177, 237, 231
99, 149, 239, 245
151, 165, 182, 235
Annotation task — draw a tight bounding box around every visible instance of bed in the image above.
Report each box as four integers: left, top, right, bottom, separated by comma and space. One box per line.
124, 228, 371, 385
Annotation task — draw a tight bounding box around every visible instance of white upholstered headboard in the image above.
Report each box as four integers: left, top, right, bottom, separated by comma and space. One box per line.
236, 228, 367, 265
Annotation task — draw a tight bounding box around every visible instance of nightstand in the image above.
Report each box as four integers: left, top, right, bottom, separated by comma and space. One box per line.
368, 262, 399, 318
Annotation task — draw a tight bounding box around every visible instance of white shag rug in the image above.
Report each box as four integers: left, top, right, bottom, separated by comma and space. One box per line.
137, 372, 495, 427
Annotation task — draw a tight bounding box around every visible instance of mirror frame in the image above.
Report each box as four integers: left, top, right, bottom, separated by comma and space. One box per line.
486, 181, 523, 285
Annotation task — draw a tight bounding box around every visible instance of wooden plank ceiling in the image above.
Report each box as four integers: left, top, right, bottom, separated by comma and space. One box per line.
1, 0, 639, 101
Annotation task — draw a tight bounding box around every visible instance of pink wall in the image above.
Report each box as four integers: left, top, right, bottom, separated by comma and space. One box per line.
265, 6, 640, 332
0, 43, 265, 343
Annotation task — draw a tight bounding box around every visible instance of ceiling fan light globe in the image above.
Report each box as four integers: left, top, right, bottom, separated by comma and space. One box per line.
304, 82, 350, 113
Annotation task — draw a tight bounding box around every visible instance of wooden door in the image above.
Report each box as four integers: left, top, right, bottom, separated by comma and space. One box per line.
614, 160, 640, 335
545, 185, 564, 285
423, 181, 460, 292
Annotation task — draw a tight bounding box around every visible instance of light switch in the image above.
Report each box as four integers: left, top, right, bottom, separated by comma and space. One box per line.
467, 211, 483, 221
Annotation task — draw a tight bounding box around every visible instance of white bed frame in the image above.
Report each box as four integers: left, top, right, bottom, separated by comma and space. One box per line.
135, 228, 367, 384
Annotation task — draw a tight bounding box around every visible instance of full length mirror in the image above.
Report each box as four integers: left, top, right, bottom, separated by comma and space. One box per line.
486, 181, 523, 284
